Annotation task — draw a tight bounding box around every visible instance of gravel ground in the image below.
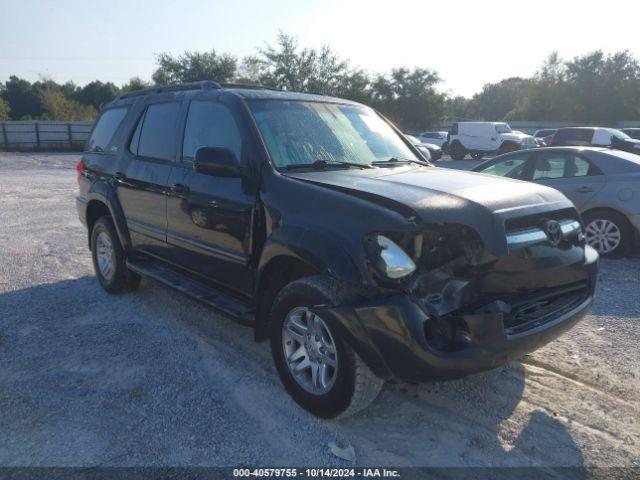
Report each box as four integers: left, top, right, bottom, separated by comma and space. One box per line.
0, 152, 638, 468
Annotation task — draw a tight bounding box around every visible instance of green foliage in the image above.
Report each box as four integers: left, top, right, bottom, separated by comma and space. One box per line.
3, 36, 640, 126
152, 50, 237, 84
40, 91, 97, 120
0, 97, 9, 120
72, 80, 119, 109
371, 67, 445, 129
120, 77, 152, 92
2, 76, 44, 120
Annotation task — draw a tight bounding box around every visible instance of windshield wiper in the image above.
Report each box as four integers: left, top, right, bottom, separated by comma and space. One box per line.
373, 157, 430, 167
284, 159, 374, 171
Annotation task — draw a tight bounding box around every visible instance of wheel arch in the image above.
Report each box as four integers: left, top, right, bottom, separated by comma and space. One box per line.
254, 228, 364, 341
84, 185, 131, 251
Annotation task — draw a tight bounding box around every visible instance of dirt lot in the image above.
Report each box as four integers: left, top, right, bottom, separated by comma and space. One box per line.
0, 152, 638, 468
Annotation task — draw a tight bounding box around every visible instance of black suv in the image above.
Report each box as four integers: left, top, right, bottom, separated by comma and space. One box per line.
550, 127, 640, 154
77, 81, 598, 418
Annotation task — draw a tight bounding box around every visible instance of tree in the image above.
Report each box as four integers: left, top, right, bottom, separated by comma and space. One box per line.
467, 77, 531, 120
256, 32, 354, 96
2, 76, 44, 120
40, 91, 96, 120
0, 97, 10, 120
152, 50, 237, 84
371, 67, 445, 130
72, 80, 119, 109
445, 95, 472, 121
121, 77, 152, 92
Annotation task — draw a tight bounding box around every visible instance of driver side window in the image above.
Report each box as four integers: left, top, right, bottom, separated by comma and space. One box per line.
182, 100, 242, 163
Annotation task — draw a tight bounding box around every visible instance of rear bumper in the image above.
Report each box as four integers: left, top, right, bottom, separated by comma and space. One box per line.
313, 246, 599, 382
75, 195, 88, 225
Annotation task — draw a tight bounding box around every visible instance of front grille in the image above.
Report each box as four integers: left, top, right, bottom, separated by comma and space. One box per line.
505, 208, 578, 232
503, 282, 589, 335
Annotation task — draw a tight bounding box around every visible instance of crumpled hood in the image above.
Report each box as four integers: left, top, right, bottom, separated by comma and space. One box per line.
287, 165, 574, 255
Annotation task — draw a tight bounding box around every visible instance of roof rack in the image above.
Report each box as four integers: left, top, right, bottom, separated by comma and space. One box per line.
116, 80, 222, 100
220, 83, 282, 92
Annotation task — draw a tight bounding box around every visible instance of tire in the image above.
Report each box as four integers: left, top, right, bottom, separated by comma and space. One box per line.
498, 142, 519, 155
269, 275, 383, 418
449, 142, 467, 161
471, 152, 484, 160
582, 210, 632, 258
90, 217, 141, 293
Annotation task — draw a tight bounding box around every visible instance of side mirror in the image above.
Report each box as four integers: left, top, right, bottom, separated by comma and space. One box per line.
194, 147, 242, 178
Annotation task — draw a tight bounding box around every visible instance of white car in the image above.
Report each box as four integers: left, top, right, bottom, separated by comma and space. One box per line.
448, 122, 537, 160
416, 131, 448, 148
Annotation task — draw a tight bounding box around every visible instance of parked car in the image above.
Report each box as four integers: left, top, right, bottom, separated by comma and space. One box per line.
417, 131, 448, 148
448, 122, 537, 160
622, 128, 640, 140
76, 82, 598, 418
533, 129, 557, 147
549, 127, 640, 155
472, 146, 640, 257
405, 134, 442, 161
534, 129, 557, 139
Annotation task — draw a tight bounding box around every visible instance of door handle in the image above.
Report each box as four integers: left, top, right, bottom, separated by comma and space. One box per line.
170, 183, 188, 194
113, 172, 127, 182
576, 186, 594, 193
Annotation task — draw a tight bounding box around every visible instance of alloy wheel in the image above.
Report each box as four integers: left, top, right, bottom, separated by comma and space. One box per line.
585, 219, 621, 254
282, 307, 338, 395
95, 231, 115, 280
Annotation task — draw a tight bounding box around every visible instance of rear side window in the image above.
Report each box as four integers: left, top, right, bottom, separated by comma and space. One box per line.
532, 153, 599, 179
87, 107, 128, 153
135, 102, 181, 161
182, 101, 242, 162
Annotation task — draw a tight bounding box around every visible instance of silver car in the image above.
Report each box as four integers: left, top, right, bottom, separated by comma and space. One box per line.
472, 147, 640, 257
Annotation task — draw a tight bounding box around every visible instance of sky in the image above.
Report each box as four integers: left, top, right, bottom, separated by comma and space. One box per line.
1, 0, 639, 98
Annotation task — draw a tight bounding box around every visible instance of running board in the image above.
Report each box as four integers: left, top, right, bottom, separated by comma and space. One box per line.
126, 258, 255, 325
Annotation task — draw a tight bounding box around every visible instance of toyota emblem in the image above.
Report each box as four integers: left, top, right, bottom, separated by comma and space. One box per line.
543, 220, 563, 246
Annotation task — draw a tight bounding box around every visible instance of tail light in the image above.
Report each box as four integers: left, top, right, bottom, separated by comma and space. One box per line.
76, 161, 85, 182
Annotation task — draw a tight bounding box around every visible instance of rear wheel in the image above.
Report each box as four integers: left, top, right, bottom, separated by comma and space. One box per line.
449, 142, 467, 161
91, 217, 140, 293
583, 210, 631, 258
270, 276, 383, 418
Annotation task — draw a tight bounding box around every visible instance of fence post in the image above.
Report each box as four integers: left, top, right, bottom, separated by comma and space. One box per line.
67, 122, 73, 150
34, 122, 40, 149
1, 123, 8, 149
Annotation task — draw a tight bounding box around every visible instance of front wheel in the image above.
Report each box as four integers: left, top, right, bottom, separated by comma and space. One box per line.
583, 210, 631, 258
270, 276, 383, 418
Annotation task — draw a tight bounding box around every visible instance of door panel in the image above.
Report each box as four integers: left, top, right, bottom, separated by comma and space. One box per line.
115, 101, 182, 256
165, 99, 256, 295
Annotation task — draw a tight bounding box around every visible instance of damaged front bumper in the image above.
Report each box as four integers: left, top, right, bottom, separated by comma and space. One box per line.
312, 246, 599, 382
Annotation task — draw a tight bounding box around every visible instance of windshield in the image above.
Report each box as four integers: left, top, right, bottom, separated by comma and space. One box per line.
248, 100, 420, 168
495, 123, 512, 134
610, 129, 631, 140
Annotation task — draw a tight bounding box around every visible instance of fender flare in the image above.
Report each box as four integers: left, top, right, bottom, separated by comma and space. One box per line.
86, 181, 132, 251
256, 226, 364, 290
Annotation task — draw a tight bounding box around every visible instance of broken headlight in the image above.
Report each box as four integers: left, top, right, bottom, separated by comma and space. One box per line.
366, 234, 416, 279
